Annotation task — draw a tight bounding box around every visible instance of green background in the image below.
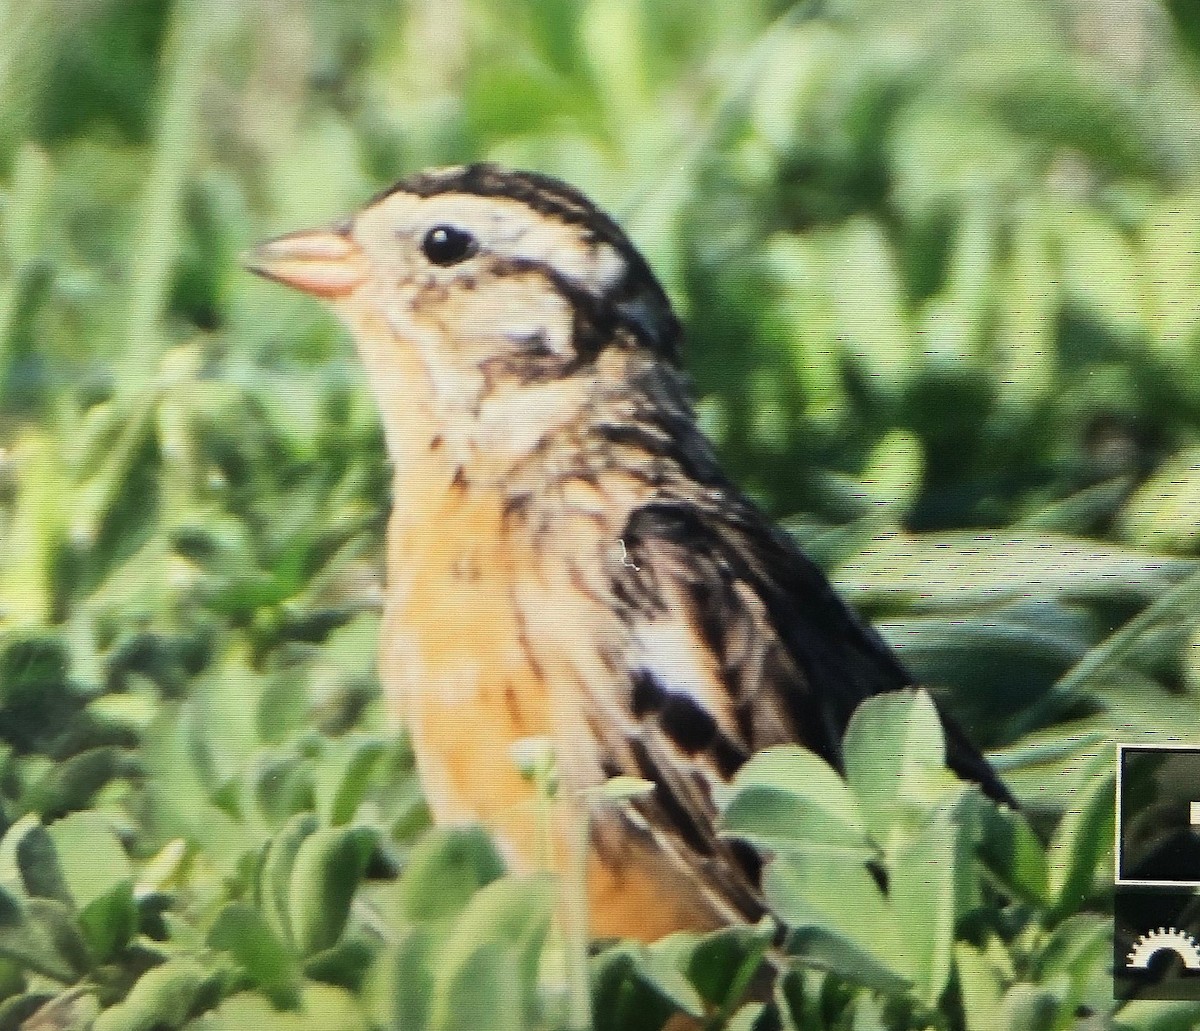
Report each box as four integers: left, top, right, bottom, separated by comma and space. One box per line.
2, 0, 1200, 1027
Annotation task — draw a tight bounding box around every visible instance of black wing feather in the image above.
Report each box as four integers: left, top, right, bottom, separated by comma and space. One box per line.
619, 498, 1015, 804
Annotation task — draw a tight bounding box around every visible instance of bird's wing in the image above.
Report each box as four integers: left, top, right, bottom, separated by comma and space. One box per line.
589, 496, 1012, 920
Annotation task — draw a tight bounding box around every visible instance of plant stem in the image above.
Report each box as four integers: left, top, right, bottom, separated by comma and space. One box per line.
122, 0, 214, 387
561, 806, 594, 1031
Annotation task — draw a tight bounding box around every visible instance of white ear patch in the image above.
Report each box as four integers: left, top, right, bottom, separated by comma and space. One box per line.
510, 222, 627, 294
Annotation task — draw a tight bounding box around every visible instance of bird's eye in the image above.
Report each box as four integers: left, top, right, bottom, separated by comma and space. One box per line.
421, 224, 478, 266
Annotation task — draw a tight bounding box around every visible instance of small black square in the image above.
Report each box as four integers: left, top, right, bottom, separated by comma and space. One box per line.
1115, 889, 1200, 1000
1117, 745, 1200, 886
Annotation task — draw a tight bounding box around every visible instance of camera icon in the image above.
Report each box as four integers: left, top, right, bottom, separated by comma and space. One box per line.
1115, 745, 1200, 1001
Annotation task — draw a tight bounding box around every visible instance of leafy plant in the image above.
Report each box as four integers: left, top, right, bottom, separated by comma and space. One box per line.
2, 0, 1200, 1027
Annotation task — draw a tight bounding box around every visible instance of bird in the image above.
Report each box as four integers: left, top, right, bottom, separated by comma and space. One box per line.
246, 162, 1013, 944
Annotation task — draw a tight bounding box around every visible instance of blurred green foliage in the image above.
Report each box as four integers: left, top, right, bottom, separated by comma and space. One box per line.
2, 0, 1200, 1027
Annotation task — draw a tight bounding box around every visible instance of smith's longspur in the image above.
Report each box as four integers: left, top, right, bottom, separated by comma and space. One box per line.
247, 163, 1012, 942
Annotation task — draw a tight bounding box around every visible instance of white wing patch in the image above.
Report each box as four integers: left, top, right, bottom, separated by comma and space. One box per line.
631, 617, 737, 741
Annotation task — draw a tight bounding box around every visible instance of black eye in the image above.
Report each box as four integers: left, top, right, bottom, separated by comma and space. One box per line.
421, 224, 478, 266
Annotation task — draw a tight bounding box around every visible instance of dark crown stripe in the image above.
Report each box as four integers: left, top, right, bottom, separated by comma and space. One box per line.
376, 163, 625, 245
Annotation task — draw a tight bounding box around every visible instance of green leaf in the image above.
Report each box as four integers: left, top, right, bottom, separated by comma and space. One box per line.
1120, 447, 1200, 553
23, 900, 92, 980
430, 943, 525, 1031
93, 959, 208, 1031
0, 435, 67, 628
922, 195, 999, 366
439, 875, 553, 986
762, 233, 849, 425
1036, 914, 1113, 1024
1016, 478, 1131, 535
302, 937, 375, 992
465, 63, 575, 140
259, 813, 318, 948
873, 614, 1088, 734
957, 943, 1006, 1031
858, 429, 924, 517
47, 811, 133, 909
765, 853, 909, 993
585, 775, 656, 801
135, 838, 187, 896
1116, 998, 1200, 1030
76, 885, 136, 967
0, 958, 24, 1007
1057, 205, 1147, 341
890, 810, 956, 1005
208, 903, 300, 1008
592, 941, 705, 1023
253, 756, 315, 827
825, 218, 914, 395
976, 803, 1048, 904
365, 928, 438, 1031
0, 144, 53, 265
979, 59, 1152, 176
590, 953, 673, 1031
408, 875, 556, 1031
24, 747, 136, 819
0, 815, 70, 905
286, 825, 376, 956
833, 533, 1192, 610
721, 747, 872, 860
848, 993, 889, 1031
843, 690, 959, 842
725, 1002, 767, 1031
1046, 751, 1114, 919
312, 735, 385, 827
294, 982, 377, 1030
637, 939, 709, 1020
996, 982, 1060, 1031
186, 985, 369, 1031
0, 888, 84, 982
679, 921, 775, 1012
1141, 191, 1200, 366
392, 826, 505, 925
194, 649, 270, 780
142, 706, 251, 876
51, 812, 139, 964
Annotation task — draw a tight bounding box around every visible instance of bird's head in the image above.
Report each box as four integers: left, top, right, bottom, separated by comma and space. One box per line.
246, 164, 681, 469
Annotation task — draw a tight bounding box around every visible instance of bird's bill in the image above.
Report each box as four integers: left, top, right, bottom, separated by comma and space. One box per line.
243, 228, 367, 298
